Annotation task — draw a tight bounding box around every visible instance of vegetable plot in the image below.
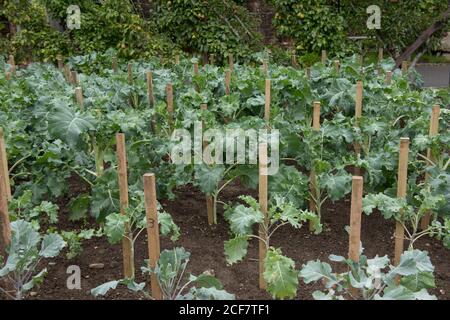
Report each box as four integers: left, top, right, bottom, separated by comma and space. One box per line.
0, 50, 448, 300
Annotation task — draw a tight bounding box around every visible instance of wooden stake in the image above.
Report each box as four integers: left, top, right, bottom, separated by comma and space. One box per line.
166, 83, 174, 127
309, 102, 321, 231
420, 105, 441, 230
258, 143, 268, 290
75, 87, 84, 110
394, 138, 410, 266
354, 81, 363, 175
70, 71, 78, 85
57, 55, 64, 71
5, 72, 11, 81
334, 60, 340, 72
348, 176, 363, 298
127, 63, 133, 84
385, 71, 393, 85
321, 50, 327, 64
64, 65, 71, 82
116, 133, 134, 278
8, 55, 16, 75
225, 69, 231, 95
143, 173, 163, 300
378, 48, 384, 62
306, 67, 311, 80
193, 62, 199, 76
112, 57, 118, 73
201, 103, 215, 225
175, 54, 180, 65
0, 128, 11, 256
0, 128, 11, 200
401, 61, 408, 76
262, 59, 268, 76
264, 79, 271, 123
228, 53, 234, 71
291, 51, 298, 68
146, 71, 155, 106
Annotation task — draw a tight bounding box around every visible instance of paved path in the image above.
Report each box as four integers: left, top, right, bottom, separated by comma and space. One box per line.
415, 64, 450, 88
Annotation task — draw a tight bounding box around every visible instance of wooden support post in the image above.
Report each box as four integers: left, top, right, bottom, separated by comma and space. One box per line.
354, 81, 363, 175
385, 71, 393, 85
309, 102, 321, 231
348, 176, 363, 298
127, 63, 133, 84
401, 61, 408, 76
262, 59, 268, 76
146, 71, 155, 107
193, 62, 199, 76
0, 128, 11, 200
0, 128, 11, 256
258, 143, 268, 290
64, 65, 71, 82
420, 105, 441, 230
112, 57, 118, 73
378, 48, 384, 62
394, 138, 410, 266
228, 53, 234, 71
225, 69, 231, 96
306, 67, 311, 80
321, 50, 327, 64
201, 103, 215, 225
116, 133, 134, 278
75, 87, 84, 111
334, 60, 340, 72
264, 79, 271, 124
166, 83, 174, 127
57, 55, 64, 71
8, 55, 16, 75
143, 173, 163, 300
70, 71, 78, 86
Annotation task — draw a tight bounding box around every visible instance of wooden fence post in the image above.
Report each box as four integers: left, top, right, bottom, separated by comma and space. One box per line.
420, 105, 441, 230
394, 138, 410, 266
321, 50, 327, 64
225, 69, 231, 96
264, 79, 271, 124
0, 128, 11, 201
116, 133, 134, 278
309, 102, 321, 231
258, 143, 268, 290
0, 128, 11, 256
348, 176, 363, 298
143, 173, 163, 300
75, 87, 84, 111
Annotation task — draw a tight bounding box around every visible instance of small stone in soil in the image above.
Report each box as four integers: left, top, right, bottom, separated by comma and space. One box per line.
48, 262, 56, 266
30, 292, 38, 297
89, 263, 105, 269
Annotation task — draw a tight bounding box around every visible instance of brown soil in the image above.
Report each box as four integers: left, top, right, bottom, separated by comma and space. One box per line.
23, 182, 450, 300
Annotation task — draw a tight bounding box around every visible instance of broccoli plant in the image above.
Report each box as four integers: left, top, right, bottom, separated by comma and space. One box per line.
363, 189, 447, 249
300, 249, 437, 300
224, 195, 320, 299
91, 247, 235, 300
0, 220, 66, 300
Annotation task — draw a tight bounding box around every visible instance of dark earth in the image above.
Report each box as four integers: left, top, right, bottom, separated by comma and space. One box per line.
20, 179, 449, 301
